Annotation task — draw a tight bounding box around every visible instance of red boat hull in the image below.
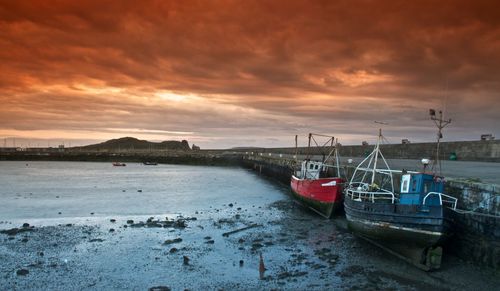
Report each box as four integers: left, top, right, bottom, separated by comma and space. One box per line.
290, 176, 344, 218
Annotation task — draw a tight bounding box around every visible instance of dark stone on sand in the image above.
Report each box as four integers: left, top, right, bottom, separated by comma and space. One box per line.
58, 212, 62, 215
21, 237, 28, 243
173, 220, 187, 228
147, 217, 154, 223
183, 255, 190, 265
237, 207, 242, 210
90, 212, 94, 215
169, 248, 178, 253
204, 236, 212, 240
66, 223, 73, 227
89, 238, 104, 242
138, 189, 142, 192
127, 220, 134, 224
109, 228, 115, 232
235, 214, 241, 219
205, 240, 215, 244
239, 260, 244, 266
110, 219, 116, 223
38, 251, 44, 257
252, 243, 263, 249
148, 286, 171, 291
16, 269, 29, 276
123, 225, 128, 228
0, 227, 33, 236
22, 223, 30, 228
130, 222, 146, 228
228, 203, 234, 207
163, 238, 182, 245
238, 238, 245, 243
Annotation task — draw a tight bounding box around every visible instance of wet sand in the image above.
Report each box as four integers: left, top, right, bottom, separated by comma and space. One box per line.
1, 197, 499, 290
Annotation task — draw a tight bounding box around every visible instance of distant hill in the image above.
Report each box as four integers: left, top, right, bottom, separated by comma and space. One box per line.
76, 137, 191, 151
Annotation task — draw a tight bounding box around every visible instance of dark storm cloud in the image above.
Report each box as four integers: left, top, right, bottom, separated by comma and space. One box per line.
0, 0, 499, 147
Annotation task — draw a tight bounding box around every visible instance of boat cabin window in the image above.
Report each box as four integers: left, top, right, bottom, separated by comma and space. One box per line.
315, 164, 319, 170
309, 164, 314, 170
423, 180, 432, 193
401, 174, 411, 193
411, 179, 417, 192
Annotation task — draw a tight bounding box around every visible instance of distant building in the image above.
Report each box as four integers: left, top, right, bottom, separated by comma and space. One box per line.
480, 134, 495, 141
361, 141, 369, 146
402, 139, 410, 144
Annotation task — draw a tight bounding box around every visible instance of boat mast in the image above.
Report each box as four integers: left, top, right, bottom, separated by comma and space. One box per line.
371, 129, 382, 185
335, 138, 341, 177
429, 109, 451, 175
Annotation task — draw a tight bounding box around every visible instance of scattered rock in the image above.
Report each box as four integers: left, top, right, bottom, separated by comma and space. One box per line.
173, 220, 187, 228
238, 238, 245, 243
16, 269, 29, 276
149, 286, 171, 291
237, 207, 242, 211
205, 240, 215, 244
228, 203, 234, 207
89, 238, 104, 243
110, 219, 116, 223
169, 248, 178, 253
90, 212, 94, 215
0, 227, 33, 236
138, 189, 142, 192
21, 237, 28, 243
252, 243, 263, 250
239, 260, 244, 266
109, 228, 115, 232
38, 251, 44, 257
127, 220, 134, 224
58, 212, 62, 215
183, 255, 190, 265
204, 236, 212, 240
163, 238, 182, 245
22, 223, 30, 228
66, 224, 73, 227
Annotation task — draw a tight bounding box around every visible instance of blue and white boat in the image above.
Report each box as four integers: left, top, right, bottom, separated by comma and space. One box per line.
343, 129, 457, 270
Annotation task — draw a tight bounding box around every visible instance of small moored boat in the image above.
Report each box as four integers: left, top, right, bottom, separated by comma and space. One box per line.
291, 133, 345, 218
143, 162, 158, 165
344, 125, 457, 270
112, 162, 126, 167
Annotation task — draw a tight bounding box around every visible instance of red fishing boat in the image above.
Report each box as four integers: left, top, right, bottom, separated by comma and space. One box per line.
290, 133, 345, 218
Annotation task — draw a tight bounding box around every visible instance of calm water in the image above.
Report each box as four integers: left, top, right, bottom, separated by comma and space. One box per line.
0, 161, 286, 222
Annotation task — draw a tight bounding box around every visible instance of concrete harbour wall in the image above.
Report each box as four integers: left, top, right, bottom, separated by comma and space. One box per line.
236, 140, 500, 162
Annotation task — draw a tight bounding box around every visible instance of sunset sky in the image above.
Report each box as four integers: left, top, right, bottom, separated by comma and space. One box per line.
1, 0, 499, 149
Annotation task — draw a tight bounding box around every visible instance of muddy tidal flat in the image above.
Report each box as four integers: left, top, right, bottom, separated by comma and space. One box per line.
0, 162, 499, 290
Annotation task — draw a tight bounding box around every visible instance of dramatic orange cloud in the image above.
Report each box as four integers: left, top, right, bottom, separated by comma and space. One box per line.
0, 0, 499, 148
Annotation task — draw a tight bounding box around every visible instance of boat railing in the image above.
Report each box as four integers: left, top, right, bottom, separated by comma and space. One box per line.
422, 192, 458, 210
346, 182, 395, 203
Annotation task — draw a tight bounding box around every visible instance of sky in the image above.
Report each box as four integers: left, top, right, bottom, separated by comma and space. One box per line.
1, 0, 499, 149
